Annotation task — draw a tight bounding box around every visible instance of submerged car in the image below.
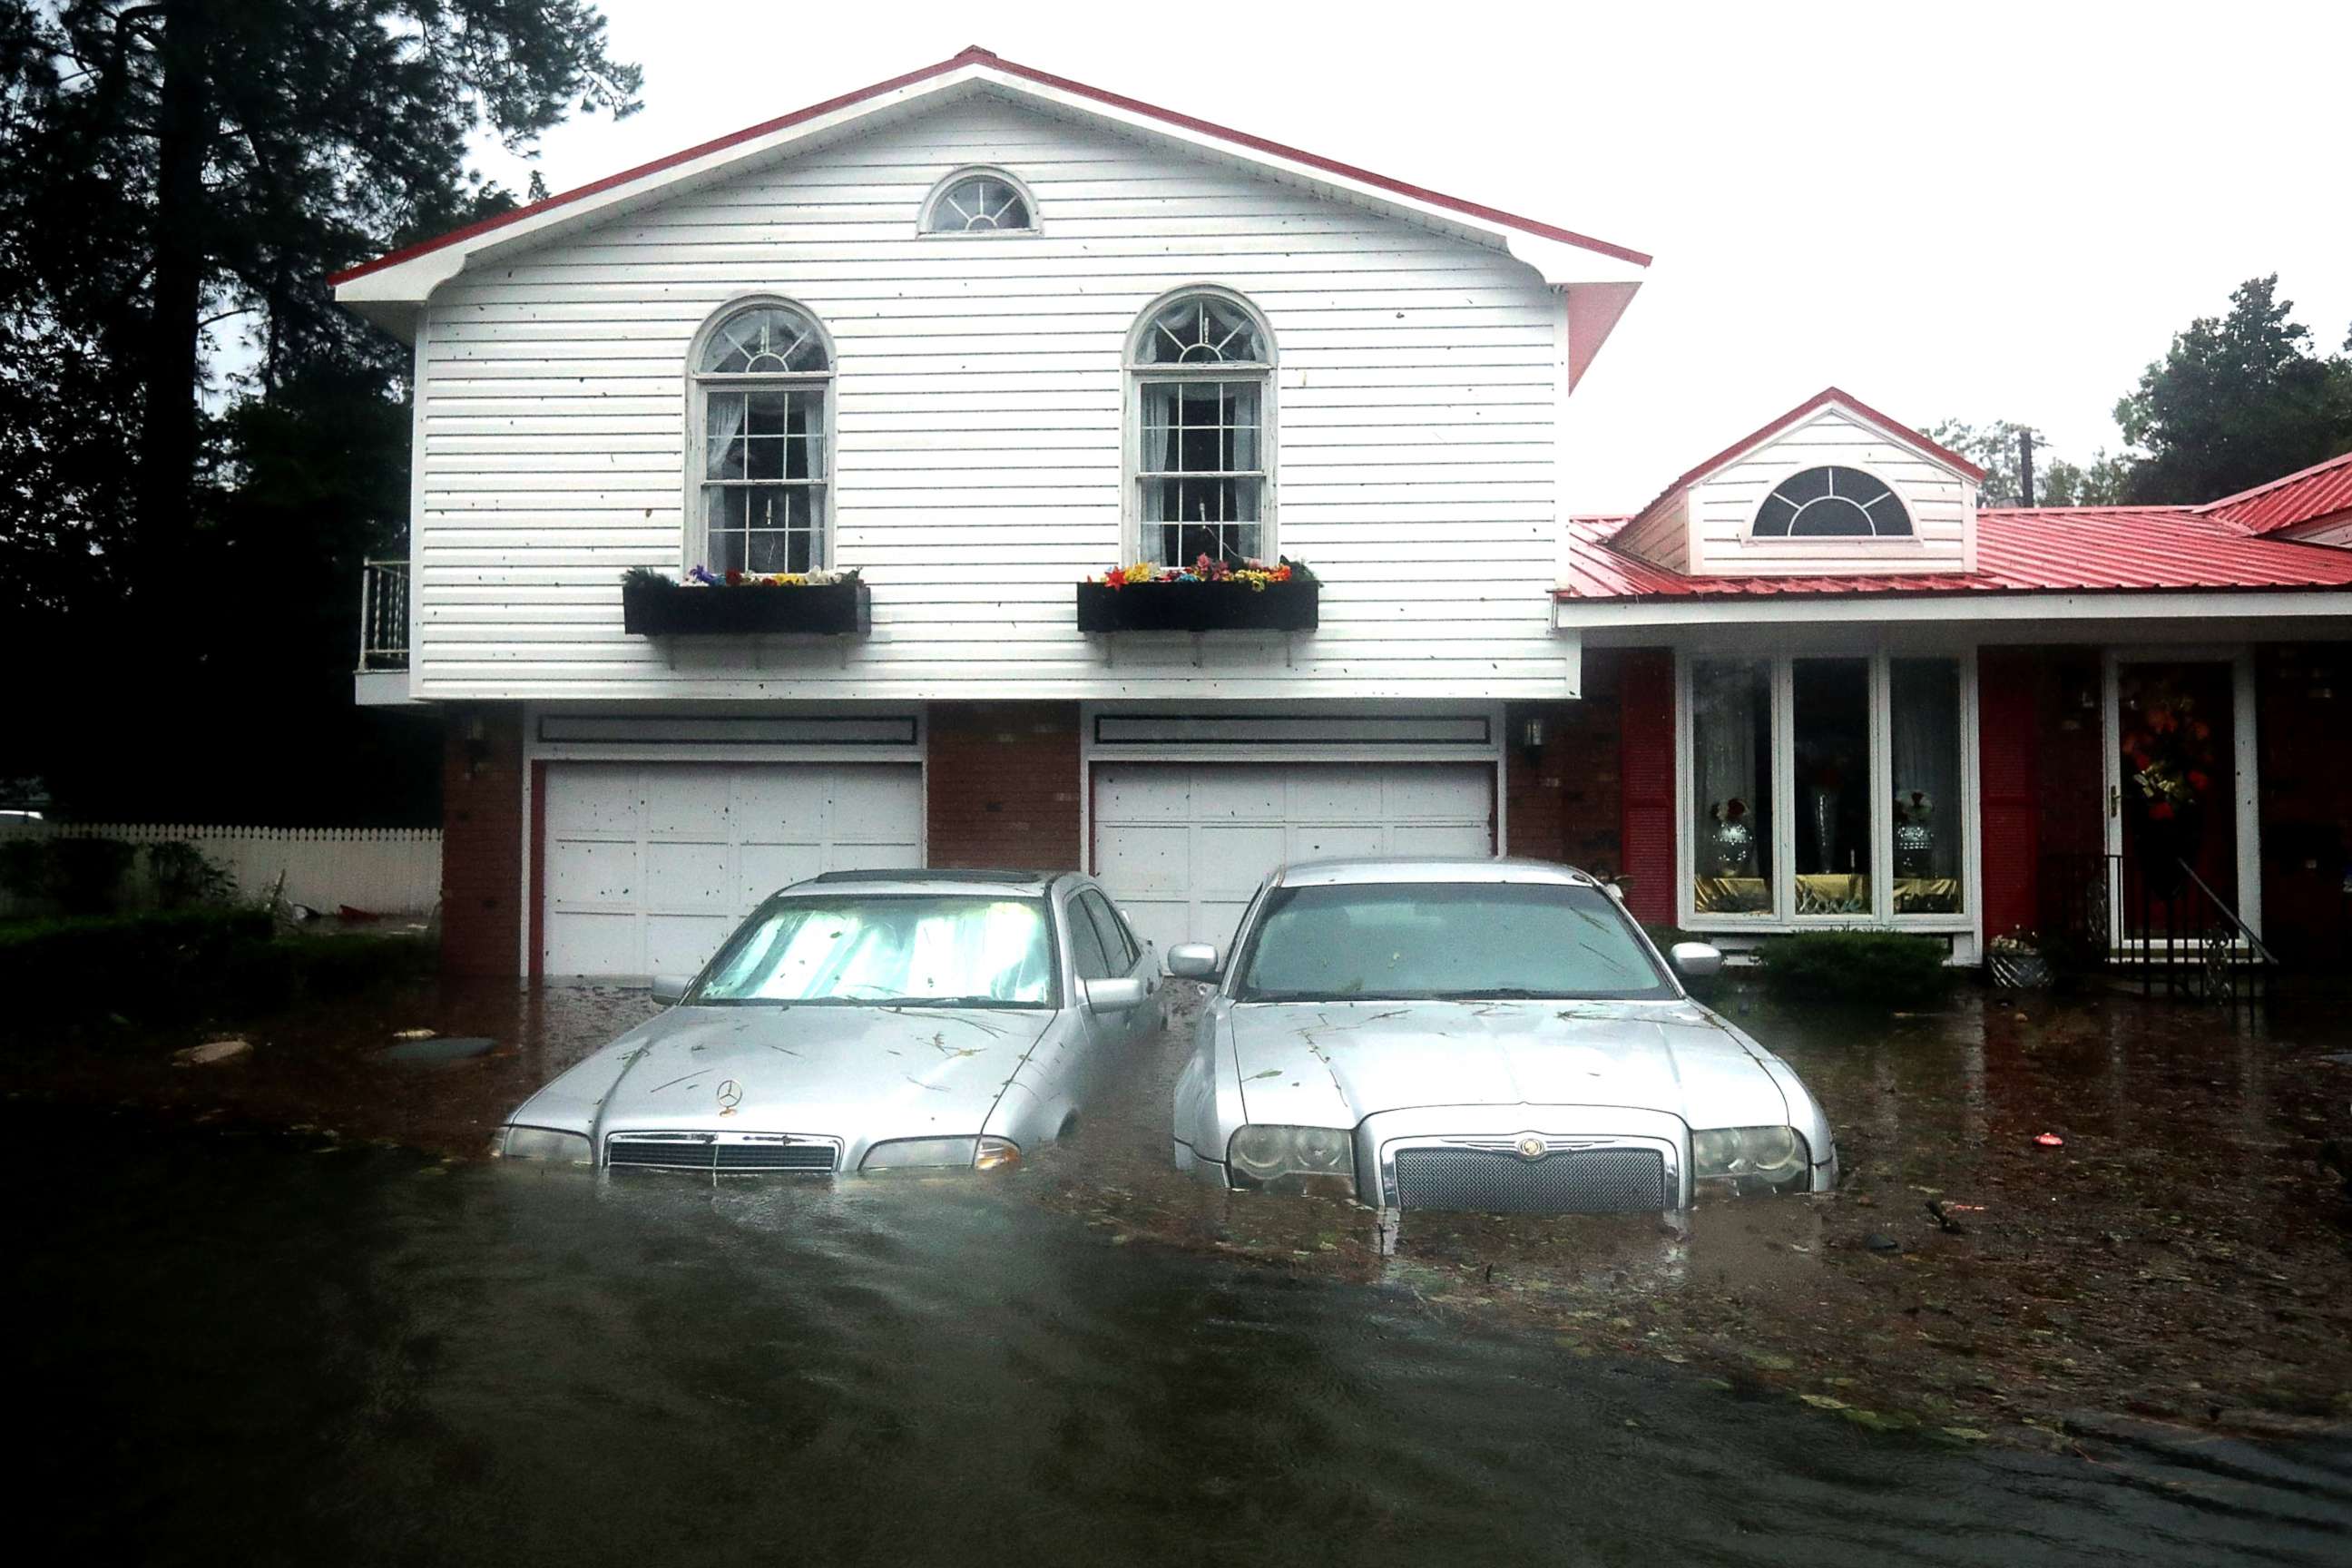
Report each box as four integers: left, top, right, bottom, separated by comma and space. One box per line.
495, 869, 1159, 1175
1169, 858, 1838, 1216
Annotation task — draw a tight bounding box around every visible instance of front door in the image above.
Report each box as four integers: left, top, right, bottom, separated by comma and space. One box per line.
2111, 661, 2238, 936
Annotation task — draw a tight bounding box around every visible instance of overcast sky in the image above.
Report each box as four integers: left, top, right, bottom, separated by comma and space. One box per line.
469, 0, 2352, 510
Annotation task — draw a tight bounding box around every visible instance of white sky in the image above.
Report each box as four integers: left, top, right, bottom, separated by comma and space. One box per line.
469, 0, 2352, 512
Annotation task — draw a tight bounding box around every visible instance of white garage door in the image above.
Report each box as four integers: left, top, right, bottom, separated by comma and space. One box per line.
1091, 763, 1494, 955
543, 762, 923, 979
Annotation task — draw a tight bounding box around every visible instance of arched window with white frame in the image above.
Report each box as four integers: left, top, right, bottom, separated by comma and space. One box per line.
921, 168, 1037, 234
691, 300, 833, 574
1127, 289, 1274, 569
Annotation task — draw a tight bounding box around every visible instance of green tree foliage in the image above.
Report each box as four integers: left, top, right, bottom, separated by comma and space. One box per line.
0, 0, 639, 822
1924, 418, 2127, 508
2113, 275, 2352, 505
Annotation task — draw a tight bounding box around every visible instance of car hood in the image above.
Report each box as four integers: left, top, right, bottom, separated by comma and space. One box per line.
1226, 998, 1786, 1131
508, 1003, 1055, 1141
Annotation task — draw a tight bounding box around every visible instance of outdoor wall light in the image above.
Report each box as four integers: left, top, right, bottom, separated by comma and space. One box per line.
1518, 715, 1549, 767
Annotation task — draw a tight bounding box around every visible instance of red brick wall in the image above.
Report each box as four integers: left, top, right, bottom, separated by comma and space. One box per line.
1617, 649, 1676, 924
1503, 649, 1623, 873
2257, 642, 2352, 965
927, 701, 1083, 871
439, 703, 524, 976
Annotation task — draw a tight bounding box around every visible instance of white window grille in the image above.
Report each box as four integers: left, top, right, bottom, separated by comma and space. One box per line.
1752, 466, 1913, 538
693, 303, 832, 573
924, 172, 1034, 233
1129, 292, 1273, 568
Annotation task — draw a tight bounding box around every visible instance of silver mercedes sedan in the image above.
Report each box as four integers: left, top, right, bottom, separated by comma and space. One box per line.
1169, 858, 1838, 1216
493, 869, 1160, 1176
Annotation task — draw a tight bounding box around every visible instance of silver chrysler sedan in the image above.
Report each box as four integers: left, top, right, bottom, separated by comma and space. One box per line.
1169, 858, 1838, 1216
493, 869, 1160, 1176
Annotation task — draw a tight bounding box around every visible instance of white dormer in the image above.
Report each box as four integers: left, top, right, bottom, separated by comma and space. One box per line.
1611, 388, 1984, 577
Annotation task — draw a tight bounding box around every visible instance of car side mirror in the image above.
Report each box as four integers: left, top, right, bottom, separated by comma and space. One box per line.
1165, 943, 1220, 980
1604, 882, 1628, 903
650, 975, 691, 1004
1668, 942, 1723, 980
1083, 976, 1146, 1013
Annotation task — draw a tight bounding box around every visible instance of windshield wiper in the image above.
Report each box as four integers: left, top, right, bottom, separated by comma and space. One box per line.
865, 995, 1028, 1009
1431, 987, 1551, 1001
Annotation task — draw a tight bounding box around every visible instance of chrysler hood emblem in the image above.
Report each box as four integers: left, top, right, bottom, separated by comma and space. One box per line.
1514, 1134, 1547, 1161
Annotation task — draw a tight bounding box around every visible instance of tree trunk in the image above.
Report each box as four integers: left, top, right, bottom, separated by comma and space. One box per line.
136, 0, 211, 594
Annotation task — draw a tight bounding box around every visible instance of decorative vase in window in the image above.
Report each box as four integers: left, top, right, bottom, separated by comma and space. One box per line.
1709, 798, 1754, 877
1808, 782, 1840, 871
1895, 789, 1935, 877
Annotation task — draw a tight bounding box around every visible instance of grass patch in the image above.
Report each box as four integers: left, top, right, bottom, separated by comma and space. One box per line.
2, 909, 432, 1031
1754, 930, 1955, 1004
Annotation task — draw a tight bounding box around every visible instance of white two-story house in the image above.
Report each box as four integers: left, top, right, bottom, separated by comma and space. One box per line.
344, 45, 2352, 986
338, 45, 1649, 978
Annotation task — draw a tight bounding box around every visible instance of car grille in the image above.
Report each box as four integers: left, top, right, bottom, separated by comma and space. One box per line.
1391, 1146, 1667, 1214
605, 1133, 838, 1174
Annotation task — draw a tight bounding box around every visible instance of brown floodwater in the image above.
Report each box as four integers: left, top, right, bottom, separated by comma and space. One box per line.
13, 967, 2352, 1478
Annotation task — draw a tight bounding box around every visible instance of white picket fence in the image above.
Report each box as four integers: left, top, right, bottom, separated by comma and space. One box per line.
0, 822, 443, 916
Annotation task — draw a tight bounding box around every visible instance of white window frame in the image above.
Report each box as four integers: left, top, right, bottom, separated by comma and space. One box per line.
1123, 286, 1278, 569
682, 298, 838, 574
1740, 458, 1926, 552
1674, 647, 1979, 936
917, 165, 1041, 237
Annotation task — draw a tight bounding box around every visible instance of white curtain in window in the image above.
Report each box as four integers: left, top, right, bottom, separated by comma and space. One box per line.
704, 390, 747, 480
1890, 659, 1963, 879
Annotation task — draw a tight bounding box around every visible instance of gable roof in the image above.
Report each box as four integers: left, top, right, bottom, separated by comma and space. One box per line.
331, 44, 1649, 318
1617, 387, 1988, 534
1559, 505, 2352, 603
2200, 448, 2352, 536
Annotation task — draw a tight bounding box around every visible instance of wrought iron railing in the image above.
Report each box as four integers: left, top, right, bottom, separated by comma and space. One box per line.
2038, 849, 2274, 1007
358, 559, 409, 671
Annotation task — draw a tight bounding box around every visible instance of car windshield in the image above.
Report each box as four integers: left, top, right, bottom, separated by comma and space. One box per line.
691, 895, 1055, 1007
1231, 881, 1675, 1002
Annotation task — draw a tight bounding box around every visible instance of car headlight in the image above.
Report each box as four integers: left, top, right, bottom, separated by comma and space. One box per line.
499, 1125, 591, 1163
1690, 1124, 1810, 1189
1226, 1124, 1357, 1196
861, 1136, 979, 1171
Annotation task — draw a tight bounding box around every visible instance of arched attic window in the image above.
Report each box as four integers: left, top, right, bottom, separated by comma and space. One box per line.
692, 301, 833, 573
921, 170, 1036, 233
1128, 290, 1275, 568
1751, 466, 1913, 538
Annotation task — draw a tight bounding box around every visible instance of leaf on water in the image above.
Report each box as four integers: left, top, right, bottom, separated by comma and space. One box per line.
1940, 1426, 1990, 1442
1799, 1393, 1848, 1410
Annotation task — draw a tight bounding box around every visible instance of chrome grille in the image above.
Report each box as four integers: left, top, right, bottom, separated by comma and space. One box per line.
605, 1133, 837, 1174
1391, 1146, 1667, 1214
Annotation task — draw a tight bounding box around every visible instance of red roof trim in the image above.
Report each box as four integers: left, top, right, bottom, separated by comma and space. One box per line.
1620, 386, 1988, 532
331, 44, 1651, 288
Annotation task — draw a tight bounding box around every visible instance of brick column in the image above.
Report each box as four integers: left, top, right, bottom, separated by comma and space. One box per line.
926, 702, 1082, 871
439, 703, 524, 976
1616, 649, 1676, 925
1503, 649, 1623, 872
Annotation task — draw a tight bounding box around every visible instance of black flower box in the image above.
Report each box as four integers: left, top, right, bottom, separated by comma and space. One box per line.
622, 577, 870, 637
1074, 578, 1318, 633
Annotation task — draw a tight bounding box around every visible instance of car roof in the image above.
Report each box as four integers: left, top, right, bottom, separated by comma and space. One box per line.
789, 867, 1072, 897
1269, 857, 1607, 889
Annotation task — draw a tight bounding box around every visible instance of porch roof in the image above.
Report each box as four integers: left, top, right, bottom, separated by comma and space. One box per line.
1557, 506, 2352, 603
2201, 449, 2352, 537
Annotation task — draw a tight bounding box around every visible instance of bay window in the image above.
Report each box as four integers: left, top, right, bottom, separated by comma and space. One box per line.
1683, 652, 1970, 925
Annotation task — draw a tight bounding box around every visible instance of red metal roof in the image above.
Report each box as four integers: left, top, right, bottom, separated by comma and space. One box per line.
332, 45, 1650, 287
1617, 387, 1988, 534
2200, 448, 2352, 536
1557, 506, 2352, 602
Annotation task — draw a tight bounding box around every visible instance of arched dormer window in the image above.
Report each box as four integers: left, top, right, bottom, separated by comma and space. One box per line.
921, 169, 1037, 234
691, 301, 832, 573
1751, 466, 1913, 538
1126, 289, 1275, 568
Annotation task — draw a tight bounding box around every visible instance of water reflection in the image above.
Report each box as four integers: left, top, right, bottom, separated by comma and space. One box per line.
18, 1112, 2347, 1565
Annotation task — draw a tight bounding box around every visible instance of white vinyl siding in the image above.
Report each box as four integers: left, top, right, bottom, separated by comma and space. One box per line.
541, 761, 922, 978
411, 93, 1572, 701
1090, 761, 1494, 952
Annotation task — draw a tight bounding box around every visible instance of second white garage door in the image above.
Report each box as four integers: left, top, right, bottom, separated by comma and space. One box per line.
1091, 763, 1494, 955
542, 762, 923, 979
